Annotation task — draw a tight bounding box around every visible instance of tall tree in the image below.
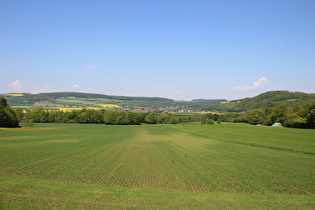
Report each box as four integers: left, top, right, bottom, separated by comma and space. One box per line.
0, 97, 19, 127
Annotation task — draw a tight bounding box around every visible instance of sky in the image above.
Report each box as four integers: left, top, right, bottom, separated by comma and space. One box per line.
1, 0, 315, 100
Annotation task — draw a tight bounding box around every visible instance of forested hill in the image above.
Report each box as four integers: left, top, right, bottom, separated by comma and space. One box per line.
39, 92, 227, 108
200, 91, 315, 112
1, 92, 227, 109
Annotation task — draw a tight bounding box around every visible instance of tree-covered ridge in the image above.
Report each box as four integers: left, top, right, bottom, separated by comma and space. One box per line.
38, 92, 173, 101
190, 99, 227, 105
39, 92, 177, 108
201, 91, 315, 112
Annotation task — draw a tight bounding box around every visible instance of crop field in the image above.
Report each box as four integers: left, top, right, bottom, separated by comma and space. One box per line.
0, 124, 314, 208
4, 94, 24, 97
10, 106, 31, 109
96, 104, 122, 109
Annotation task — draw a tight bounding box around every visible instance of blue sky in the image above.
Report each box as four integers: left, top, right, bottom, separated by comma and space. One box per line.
1, 0, 314, 100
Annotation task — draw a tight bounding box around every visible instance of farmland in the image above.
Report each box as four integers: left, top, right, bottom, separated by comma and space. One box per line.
0, 123, 314, 208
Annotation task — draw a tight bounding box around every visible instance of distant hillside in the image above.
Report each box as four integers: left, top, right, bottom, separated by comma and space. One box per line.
200, 91, 315, 112
4, 91, 312, 112
0, 92, 226, 110
38, 92, 175, 108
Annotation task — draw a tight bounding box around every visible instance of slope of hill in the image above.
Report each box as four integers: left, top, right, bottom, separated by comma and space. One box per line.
200, 91, 315, 112
0, 92, 226, 110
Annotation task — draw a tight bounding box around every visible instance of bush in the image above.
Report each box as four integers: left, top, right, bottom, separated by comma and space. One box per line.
206, 119, 215, 125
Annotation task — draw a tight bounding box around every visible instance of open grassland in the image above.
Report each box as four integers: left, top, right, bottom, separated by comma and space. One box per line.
0, 124, 314, 208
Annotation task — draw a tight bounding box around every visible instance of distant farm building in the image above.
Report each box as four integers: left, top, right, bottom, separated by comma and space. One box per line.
271, 123, 283, 127
134, 109, 143, 112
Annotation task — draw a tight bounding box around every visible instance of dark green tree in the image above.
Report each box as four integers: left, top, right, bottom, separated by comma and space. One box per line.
0, 97, 19, 127
248, 109, 263, 125
145, 113, 158, 124
132, 112, 141, 125
168, 116, 178, 124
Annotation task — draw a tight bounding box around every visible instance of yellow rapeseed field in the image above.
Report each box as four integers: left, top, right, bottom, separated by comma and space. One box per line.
5, 94, 24, 97
11, 106, 31, 109
58, 108, 84, 112
58, 107, 104, 112
96, 104, 121, 109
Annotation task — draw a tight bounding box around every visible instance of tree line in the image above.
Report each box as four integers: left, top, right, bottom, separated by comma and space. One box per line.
21, 108, 191, 125
240, 99, 315, 128
21, 108, 241, 126
1, 96, 314, 129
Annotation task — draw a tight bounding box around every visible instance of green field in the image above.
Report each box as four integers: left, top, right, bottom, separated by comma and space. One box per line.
173, 123, 315, 154
0, 123, 314, 208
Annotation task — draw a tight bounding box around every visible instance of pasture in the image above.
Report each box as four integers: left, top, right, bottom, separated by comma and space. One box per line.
0, 123, 314, 208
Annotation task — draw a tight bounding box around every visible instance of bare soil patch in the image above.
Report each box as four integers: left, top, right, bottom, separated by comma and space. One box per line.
32, 156, 56, 164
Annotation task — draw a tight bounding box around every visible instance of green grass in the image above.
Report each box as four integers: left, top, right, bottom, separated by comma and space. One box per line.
0, 123, 314, 208
173, 123, 315, 154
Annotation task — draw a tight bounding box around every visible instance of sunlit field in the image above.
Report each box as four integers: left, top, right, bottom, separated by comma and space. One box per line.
96, 104, 122, 109
0, 123, 314, 208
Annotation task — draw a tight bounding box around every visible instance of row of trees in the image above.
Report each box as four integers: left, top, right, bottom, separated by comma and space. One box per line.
21, 109, 241, 126
243, 99, 315, 128
190, 112, 241, 123
3, 96, 314, 129
22, 108, 188, 125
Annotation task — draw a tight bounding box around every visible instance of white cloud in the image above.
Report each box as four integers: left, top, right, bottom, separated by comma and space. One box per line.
7, 80, 22, 90
175, 90, 181, 94
233, 77, 269, 91
33, 85, 51, 93
41, 85, 51, 92
85, 65, 97, 70
73, 84, 79, 88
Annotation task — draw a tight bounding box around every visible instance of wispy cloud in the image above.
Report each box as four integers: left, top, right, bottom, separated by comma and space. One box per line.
7, 80, 22, 90
73, 84, 79, 88
33, 85, 51, 93
42, 85, 50, 92
233, 77, 269, 91
85, 65, 97, 70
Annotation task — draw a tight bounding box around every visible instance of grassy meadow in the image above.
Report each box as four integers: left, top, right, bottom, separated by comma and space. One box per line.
0, 123, 314, 208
